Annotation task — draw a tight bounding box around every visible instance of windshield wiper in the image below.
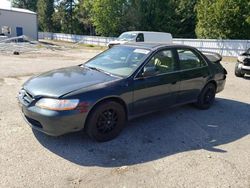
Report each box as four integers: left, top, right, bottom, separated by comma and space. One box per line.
86, 66, 102, 72
85, 66, 120, 77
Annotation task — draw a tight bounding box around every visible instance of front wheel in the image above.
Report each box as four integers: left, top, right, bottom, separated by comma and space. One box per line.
85, 101, 126, 142
195, 83, 216, 110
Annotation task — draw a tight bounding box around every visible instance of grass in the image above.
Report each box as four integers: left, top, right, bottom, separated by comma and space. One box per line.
222, 56, 237, 63
39, 39, 107, 50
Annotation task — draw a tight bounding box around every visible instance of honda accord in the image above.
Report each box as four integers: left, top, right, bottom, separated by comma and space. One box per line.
18, 43, 227, 142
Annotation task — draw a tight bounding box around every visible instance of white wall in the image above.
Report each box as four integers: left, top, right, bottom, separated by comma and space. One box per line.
38, 32, 250, 57
0, 0, 11, 9
0, 9, 38, 40
173, 39, 250, 57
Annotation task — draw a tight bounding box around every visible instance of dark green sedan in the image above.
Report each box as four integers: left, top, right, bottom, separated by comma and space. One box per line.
18, 43, 227, 142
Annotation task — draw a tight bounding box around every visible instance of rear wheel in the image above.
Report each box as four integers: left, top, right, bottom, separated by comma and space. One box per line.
86, 101, 126, 142
195, 83, 216, 110
235, 62, 244, 77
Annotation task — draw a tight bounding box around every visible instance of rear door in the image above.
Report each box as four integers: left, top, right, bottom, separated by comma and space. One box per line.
132, 48, 180, 115
176, 48, 210, 103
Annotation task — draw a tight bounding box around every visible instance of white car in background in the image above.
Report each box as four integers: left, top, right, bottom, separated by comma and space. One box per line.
235, 48, 250, 77
108, 31, 173, 48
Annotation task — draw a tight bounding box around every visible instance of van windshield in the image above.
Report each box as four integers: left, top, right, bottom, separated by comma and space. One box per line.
246, 48, 250, 55
118, 33, 137, 41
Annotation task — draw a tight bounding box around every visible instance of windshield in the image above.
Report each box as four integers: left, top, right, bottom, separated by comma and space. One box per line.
118, 33, 138, 41
84, 46, 151, 77
246, 48, 250, 55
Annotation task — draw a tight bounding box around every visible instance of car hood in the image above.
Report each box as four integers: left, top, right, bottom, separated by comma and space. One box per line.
23, 66, 120, 98
108, 40, 128, 45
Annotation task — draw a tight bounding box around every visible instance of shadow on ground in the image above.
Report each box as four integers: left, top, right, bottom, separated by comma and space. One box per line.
33, 98, 250, 167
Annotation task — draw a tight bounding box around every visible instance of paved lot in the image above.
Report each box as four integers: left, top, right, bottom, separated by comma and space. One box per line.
0, 46, 249, 188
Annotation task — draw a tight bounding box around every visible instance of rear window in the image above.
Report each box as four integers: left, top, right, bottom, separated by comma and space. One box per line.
177, 49, 206, 70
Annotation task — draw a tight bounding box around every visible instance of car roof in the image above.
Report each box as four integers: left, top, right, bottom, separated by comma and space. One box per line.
121, 42, 195, 51
122, 31, 172, 35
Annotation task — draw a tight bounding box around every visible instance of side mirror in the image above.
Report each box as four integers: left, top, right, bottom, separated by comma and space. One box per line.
142, 66, 157, 77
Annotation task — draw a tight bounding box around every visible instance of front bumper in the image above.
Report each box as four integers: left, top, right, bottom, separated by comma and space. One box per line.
241, 65, 250, 74
238, 63, 250, 75
19, 101, 87, 136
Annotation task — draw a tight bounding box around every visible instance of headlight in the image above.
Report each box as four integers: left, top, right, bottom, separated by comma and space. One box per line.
35, 98, 79, 111
238, 56, 246, 63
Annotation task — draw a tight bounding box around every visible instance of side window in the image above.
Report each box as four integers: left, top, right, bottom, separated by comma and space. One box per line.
144, 50, 175, 75
177, 49, 206, 70
136, 33, 144, 42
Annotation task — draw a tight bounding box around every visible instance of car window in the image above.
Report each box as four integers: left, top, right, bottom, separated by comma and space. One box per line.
177, 49, 206, 70
136, 33, 144, 42
144, 49, 175, 75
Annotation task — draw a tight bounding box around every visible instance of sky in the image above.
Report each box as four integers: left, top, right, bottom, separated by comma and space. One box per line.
0, 0, 11, 9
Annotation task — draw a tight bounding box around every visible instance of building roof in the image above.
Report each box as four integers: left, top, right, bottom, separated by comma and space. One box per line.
0, 7, 36, 15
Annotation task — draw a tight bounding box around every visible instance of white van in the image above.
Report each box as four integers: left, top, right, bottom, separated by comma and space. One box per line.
108, 31, 173, 48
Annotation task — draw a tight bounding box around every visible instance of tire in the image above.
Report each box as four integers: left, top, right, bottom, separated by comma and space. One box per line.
195, 83, 216, 110
235, 62, 244, 77
85, 101, 126, 142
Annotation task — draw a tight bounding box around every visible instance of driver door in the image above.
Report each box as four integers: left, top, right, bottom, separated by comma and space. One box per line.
132, 49, 180, 115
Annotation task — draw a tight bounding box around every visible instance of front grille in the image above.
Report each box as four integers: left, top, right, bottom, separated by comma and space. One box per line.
19, 89, 34, 106
25, 116, 43, 128
244, 58, 250, 66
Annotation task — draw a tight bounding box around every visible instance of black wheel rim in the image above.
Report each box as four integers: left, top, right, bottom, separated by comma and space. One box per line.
96, 109, 118, 134
204, 87, 215, 105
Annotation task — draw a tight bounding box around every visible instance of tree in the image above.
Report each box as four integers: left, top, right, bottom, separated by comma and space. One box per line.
196, 0, 250, 39
84, 0, 129, 36
12, 0, 38, 12
77, 0, 95, 35
52, 0, 86, 34
171, 0, 197, 38
37, 0, 55, 32
83, 0, 198, 38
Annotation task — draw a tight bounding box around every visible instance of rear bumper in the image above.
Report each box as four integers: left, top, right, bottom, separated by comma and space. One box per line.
20, 104, 87, 136
216, 78, 226, 93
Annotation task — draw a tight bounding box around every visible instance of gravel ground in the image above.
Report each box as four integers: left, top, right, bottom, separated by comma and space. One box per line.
0, 46, 249, 188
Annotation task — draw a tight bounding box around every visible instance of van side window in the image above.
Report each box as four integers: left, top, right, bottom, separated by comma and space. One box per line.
136, 33, 144, 42
177, 49, 206, 70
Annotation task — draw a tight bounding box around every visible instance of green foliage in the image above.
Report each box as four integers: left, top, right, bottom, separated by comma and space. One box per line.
80, 0, 197, 37
171, 0, 197, 38
12, 0, 38, 12
11, 0, 250, 39
85, 0, 129, 36
196, 0, 250, 39
37, 0, 54, 32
